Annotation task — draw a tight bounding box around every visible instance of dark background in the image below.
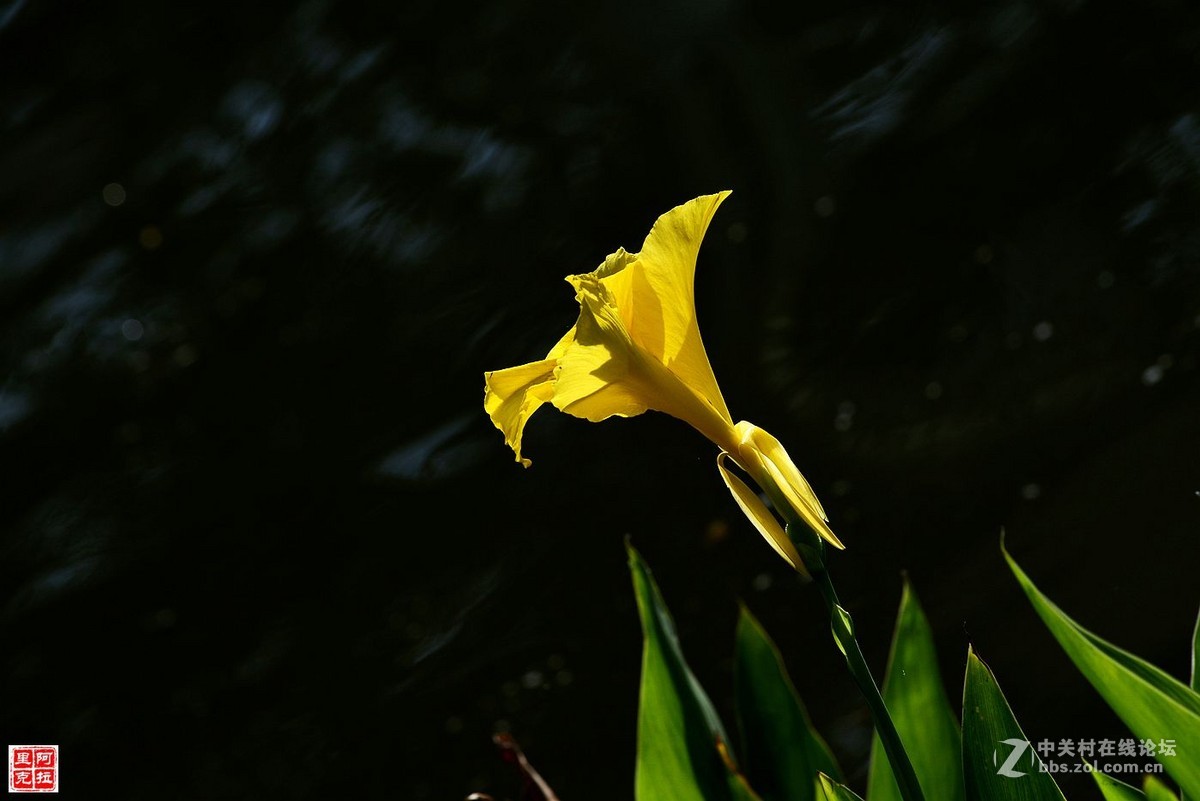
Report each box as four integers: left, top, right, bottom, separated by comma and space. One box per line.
1, 0, 1198, 798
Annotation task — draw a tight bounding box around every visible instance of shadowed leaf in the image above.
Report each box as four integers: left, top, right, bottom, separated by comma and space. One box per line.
734, 605, 840, 801
628, 543, 760, 801
962, 648, 1067, 801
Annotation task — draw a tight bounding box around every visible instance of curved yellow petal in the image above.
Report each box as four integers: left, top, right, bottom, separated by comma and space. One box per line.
491, 194, 742, 459
735, 422, 844, 549
484, 359, 557, 467
552, 273, 741, 453
593, 192, 733, 423
717, 452, 809, 576
483, 327, 577, 466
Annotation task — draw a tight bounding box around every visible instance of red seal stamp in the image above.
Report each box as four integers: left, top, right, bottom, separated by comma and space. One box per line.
8, 746, 58, 793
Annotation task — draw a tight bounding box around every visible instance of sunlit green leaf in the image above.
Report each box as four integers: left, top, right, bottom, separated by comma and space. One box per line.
1091, 765, 1145, 800
628, 543, 759, 801
734, 605, 840, 801
962, 648, 1067, 801
1144, 776, 1181, 801
1005, 546, 1200, 797
817, 773, 866, 801
867, 581, 964, 801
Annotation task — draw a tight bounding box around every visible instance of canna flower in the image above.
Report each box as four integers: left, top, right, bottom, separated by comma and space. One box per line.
483, 192, 843, 574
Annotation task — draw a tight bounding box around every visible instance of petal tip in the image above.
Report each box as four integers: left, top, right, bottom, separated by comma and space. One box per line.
716, 451, 807, 572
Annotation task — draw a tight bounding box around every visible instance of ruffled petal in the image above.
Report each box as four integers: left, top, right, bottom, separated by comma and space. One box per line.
484, 359, 558, 467
551, 274, 649, 422
717, 452, 809, 575
483, 327, 577, 466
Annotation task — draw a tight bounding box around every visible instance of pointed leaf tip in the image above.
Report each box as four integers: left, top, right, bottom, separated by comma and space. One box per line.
734, 606, 840, 801
629, 548, 745, 801
817, 773, 865, 801
1091, 765, 1147, 801
963, 648, 1068, 801
1005, 547, 1200, 797
1144, 776, 1181, 801
867, 582, 963, 801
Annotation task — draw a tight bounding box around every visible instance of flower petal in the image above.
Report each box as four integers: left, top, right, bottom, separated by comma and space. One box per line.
484, 359, 558, 467
736, 422, 844, 549
717, 452, 809, 576
483, 328, 577, 466
595, 192, 734, 423
551, 275, 649, 422
555, 272, 741, 452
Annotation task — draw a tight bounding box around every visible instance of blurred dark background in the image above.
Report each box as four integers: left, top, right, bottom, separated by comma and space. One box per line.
1, 0, 1199, 797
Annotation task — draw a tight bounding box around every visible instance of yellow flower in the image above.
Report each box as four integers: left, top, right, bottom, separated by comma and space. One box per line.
483, 192, 843, 574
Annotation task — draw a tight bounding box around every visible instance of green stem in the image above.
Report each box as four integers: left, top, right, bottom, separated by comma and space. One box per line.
812, 565, 926, 801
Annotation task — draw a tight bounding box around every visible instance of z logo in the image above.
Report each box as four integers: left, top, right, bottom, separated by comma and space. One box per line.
994, 738, 1035, 778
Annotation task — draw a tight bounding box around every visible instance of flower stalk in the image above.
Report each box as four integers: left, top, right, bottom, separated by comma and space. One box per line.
789, 524, 927, 801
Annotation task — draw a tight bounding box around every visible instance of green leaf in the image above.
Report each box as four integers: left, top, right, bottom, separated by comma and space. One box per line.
818, 773, 867, 801
1005, 546, 1200, 797
867, 581, 965, 801
1091, 766, 1145, 801
628, 544, 759, 801
734, 605, 840, 801
1191, 605, 1198, 692
1144, 776, 1181, 801
962, 648, 1067, 801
